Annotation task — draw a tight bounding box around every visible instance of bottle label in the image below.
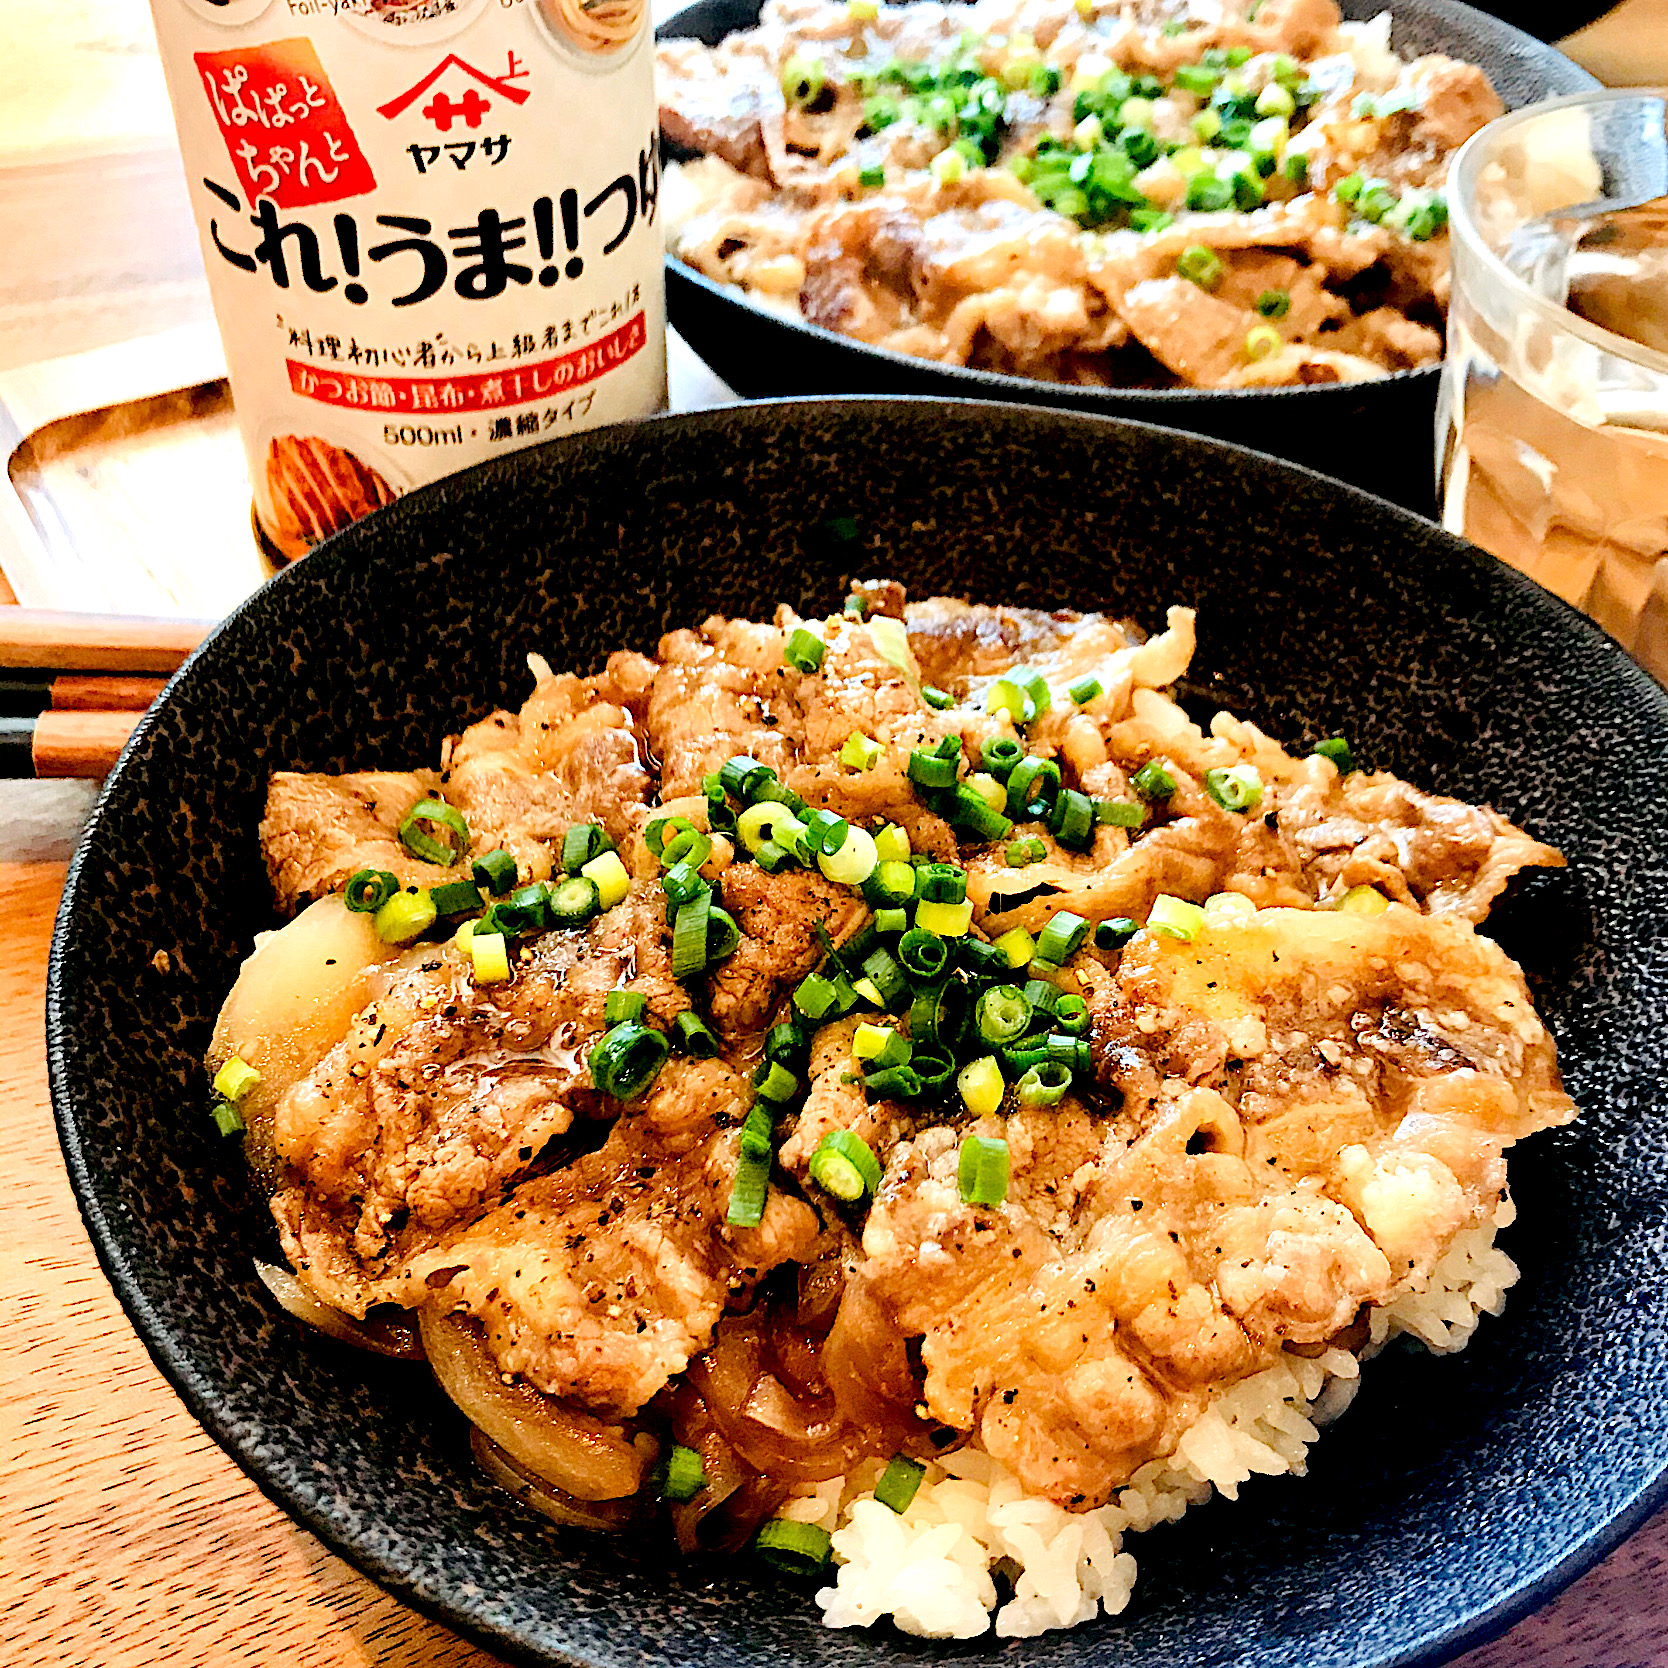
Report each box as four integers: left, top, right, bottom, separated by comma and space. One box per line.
149, 0, 666, 559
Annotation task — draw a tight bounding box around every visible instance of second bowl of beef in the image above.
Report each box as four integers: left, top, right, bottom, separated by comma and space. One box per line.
656, 0, 1594, 510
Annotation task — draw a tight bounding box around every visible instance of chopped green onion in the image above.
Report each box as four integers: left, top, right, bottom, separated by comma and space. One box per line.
210, 1101, 244, 1137
957, 1134, 1010, 1206
605, 989, 648, 1026
582, 849, 631, 909
561, 824, 612, 874
1176, 244, 1223, 289
984, 677, 1030, 724
470, 929, 511, 984
645, 814, 695, 859
874, 823, 911, 863
1067, 675, 1103, 705
898, 928, 950, 983
1313, 735, 1354, 773
1005, 756, 1061, 818
992, 927, 1034, 968
1036, 911, 1089, 964
756, 1518, 833, 1575
965, 772, 1006, 815
954, 937, 1007, 977
662, 861, 709, 909
1094, 916, 1140, 951
957, 1055, 1005, 1116
1045, 1033, 1093, 1073
673, 1010, 720, 1056
909, 1042, 955, 1090
1255, 288, 1291, 320
808, 1129, 883, 1201
662, 1445, 707, 1502
212, 1056, 261, 1102
547, 876, 601, 929
785, 627, 827, 673
1006, 836, 1047, 867
753, 1060, 799, 1103
719, 756, 769, 800
727, 1152, 771, 1228
1023, 977, 1060, 1017
672, 891, 711, 979
906, 747, 959, 790
1148, 893, 1205, 942
801, 808, 848, 858
980, 737, 1026, 780
471, 849, 519, 896
1017, 1061, 1071, 1106
794, 972, 839, 1020
398, 797, 469, 867
922, 686, 955, 711
915, 863, 966, 904
1185, 175, 1233, 213
1203, 890, 1257, 925
863, 860, 917, 910
344, 868, 398, 913
859, 945, 910, 1008
589, 1020, 669, 1100
862, 1063, 922, 1098
1132, 760, 1177, 801
874, 907, 909, 934
781, 52, 826, 107
1335, 883, 1390, 916
374, 888, 436, 944
1204, 764, 1264, 813
976, 984, 1031, 1046
1049, 787, 1095, 851
840, 731, 884, 771
820, 825, 878, 886
737, 801, 809, 862
853, 1022, 909, 1066
947, 781, 1013, 841
875, 1455, 926, 1513
1096, 798, 1145, 828
707, 905, 741, 964
430, 878, 484, 915
1054, 994, 1090, 1033
660, 826, 713, 871
1010, 668, 1052, 719
914, 898, 972, 937
858, 163, 887, 188
1283, 150, 1309, 184
765, 1020, 810, 1067
1254, 81, 1295, 117
1246, 324, 1283, 361
909, 978, 964, 1045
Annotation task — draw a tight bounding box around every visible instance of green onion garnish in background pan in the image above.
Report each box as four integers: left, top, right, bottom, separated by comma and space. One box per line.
344, 868, 398, 913
397, 796, 469, 865
1131, 759, 1177, 801
1313, 735, 1354, 773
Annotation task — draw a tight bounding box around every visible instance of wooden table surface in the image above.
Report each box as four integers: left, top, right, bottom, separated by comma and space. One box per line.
4, 2, 1668, 1665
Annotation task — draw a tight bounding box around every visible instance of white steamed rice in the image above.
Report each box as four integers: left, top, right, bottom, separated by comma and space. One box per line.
791, 1199, 1520, 1640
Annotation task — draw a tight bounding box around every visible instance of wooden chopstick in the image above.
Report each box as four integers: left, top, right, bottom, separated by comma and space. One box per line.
0, 610, 212, 674
0, 710, 146, 779
0, 673, 169, 717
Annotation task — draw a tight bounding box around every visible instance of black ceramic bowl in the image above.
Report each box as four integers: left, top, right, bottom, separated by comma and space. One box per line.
658, 0, 1596, 511
50, 400, 1668, 1668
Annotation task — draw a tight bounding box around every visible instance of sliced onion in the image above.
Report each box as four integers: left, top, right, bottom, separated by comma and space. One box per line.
687, 1309, 876, 1483
471, 1429, 635, 1532
419, 1308, 650, 1501
668, 1379, 788, 1555
824, 1279, 939, 1456
255, 1261, 424, 1359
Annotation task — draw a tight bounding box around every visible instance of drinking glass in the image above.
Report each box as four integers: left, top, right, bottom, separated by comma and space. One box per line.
1439, 90, 1668, 681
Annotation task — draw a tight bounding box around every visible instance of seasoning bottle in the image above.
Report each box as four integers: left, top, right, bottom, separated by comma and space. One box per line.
147, 0, 666, 562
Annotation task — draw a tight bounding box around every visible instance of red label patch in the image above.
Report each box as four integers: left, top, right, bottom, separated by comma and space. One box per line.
194, 38, 377, 210
285, 312, 646, 411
